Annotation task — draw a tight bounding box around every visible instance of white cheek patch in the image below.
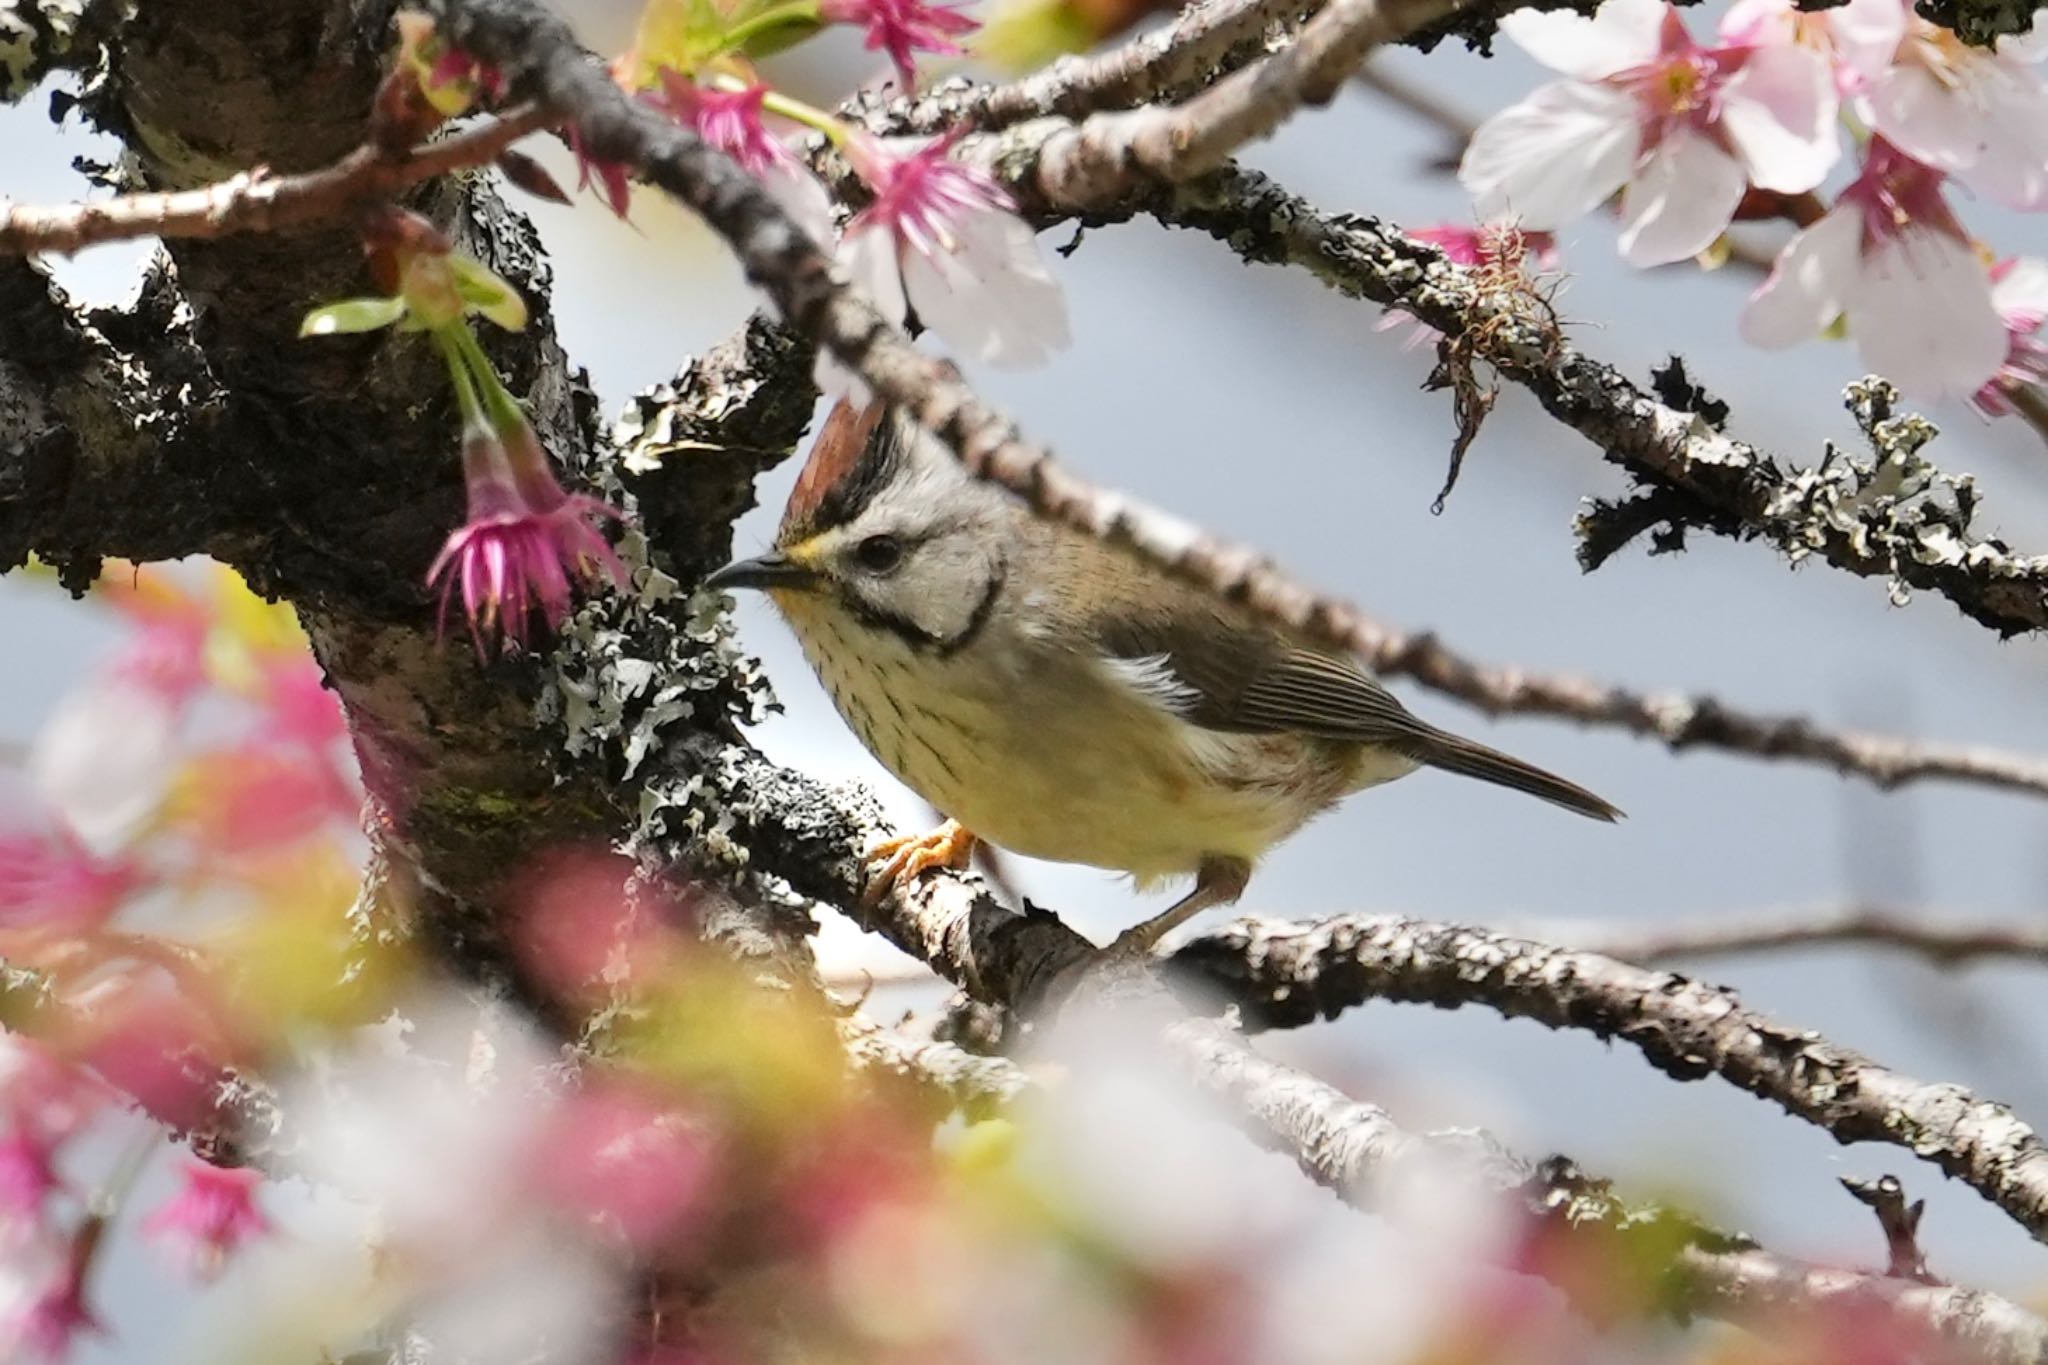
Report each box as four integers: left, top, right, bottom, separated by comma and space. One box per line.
1101, 653, 1204, 717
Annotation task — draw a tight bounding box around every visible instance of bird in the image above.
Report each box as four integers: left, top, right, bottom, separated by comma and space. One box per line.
707, 401, 1621, 961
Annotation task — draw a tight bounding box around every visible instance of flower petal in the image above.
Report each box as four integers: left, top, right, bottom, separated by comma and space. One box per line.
31, 682, 181, 856
1826, 0, 1909, 84
1856, 230, 2009, 401
1501, 0, 1665, 78
1993, 257, 2048, 317
1617, 128, 1748, 266
1857, 64, 1986, 173
1720, 42, 1841, 192
1739, 203, 1864, 348
1963, 67, 2048, 208
902, 215, 1070, 368
1459, 80, 1639, 230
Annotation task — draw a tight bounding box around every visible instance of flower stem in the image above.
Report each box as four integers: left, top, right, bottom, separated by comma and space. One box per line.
744, 81, 851, 146
447, 324, 528, 436
433, 326, 488, 429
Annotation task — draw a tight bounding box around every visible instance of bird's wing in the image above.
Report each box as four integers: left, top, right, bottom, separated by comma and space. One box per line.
1090, 601, 1621, 821
1090, 603, 1435, 747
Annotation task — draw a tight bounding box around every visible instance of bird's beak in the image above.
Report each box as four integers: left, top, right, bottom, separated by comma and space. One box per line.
704, 550, 819, 593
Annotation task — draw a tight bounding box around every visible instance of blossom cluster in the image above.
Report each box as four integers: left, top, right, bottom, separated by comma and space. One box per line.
303, 209, 629, 656
0, 563, 373, 1355
1456, 0, 2048, 408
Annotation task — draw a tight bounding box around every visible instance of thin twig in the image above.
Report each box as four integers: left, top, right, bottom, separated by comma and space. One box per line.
1535, 903, 2048, 968
0, 104, 553, 257
1036, 0, 1460, 189
1841, 1174, 1936, 1283
963, 0, 1327, 129
1167, 913, 2048, 1245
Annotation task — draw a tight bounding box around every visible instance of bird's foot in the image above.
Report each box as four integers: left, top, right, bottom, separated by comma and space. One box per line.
863, 819, 978, 906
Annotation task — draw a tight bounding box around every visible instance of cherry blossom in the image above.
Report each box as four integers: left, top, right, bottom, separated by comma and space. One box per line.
651, 77, 836, 246
1973, 258, 2048, 418
1740, 138, 2007, 402
1717, 0, 1906, 92
28, 680, 180, 857
821, 0, 977, 88
1460, 0, 1840, 265
0, 1135, 58, 1221
823, 132, 1068, 397
142, 1159, 272, 1277
9, 1239, 94, 1361
428, 415, 629, 655
0, 830, 143, 932
1856, 4, 2048, 210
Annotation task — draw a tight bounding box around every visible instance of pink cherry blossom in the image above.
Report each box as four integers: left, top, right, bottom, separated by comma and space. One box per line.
1741, 138, 2007, 401
0, 1051, 98, 1156
78, 985, 231, 1131
567, 125, 634, 219
821, 0, 977, 89
0, 1135, 58, 1221
650, 77, 835, 247
1461, 0, 1841, 266
824, 133, 1067, 397
255, 660, 348, 753
9, 1234, 94, 1361
534, 1085, 713, 1249
428, 417, 629, 655
0, 830, 144, 932
1718, 0, 1906, 93
1856, 3, 2048, 210
1972, 258, 2048, 417
142, 1159, 271, 1277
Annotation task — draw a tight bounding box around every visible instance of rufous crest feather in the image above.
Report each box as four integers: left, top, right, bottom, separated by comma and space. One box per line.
778, 399, 892, 546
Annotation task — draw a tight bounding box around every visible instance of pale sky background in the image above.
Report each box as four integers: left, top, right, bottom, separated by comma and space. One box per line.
8, 1, 2048, 1356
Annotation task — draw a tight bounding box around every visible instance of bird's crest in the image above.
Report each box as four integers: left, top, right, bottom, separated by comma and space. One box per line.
778, 399, 899, 546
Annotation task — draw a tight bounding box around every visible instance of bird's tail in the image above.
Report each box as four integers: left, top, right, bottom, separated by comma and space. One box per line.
1412, 729, 1623, 822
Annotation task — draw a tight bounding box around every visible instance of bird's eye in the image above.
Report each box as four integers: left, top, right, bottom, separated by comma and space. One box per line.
854, 534, 904, 574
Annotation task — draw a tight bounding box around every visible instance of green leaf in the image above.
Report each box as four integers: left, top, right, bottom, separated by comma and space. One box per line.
451, 257, 529, 332
299, 296, 408, 338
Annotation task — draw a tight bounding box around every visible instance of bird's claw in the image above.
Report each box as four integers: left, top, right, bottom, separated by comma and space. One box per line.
863, 819, 978, 906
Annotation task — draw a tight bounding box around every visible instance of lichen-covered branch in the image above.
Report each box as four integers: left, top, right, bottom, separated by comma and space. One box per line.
838, 1013, 1031, 1109
0, 256, 235, 583
1167, 914, 2048, 1244
1125, 165, 2048, 637
0, 0, 118, 103
668, 739, 2048, 1358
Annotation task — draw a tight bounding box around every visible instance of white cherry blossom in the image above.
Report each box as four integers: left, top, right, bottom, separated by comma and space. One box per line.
1462, 0, 1842, 266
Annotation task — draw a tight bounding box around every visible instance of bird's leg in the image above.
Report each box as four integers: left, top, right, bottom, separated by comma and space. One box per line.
1100, 855, 1252, 963
863, 819, 979, 906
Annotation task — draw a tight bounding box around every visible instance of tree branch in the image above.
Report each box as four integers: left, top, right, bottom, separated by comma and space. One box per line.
676, 739, 2048, 1359
1128, 166, 2048, 637
1038, 0, 1461, 185
1534, 904, 2048, 969
910, 0, 1327, 131
1167, 913, 2048, 1245
1, 0, 119, 103
0, 103, 552, 257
